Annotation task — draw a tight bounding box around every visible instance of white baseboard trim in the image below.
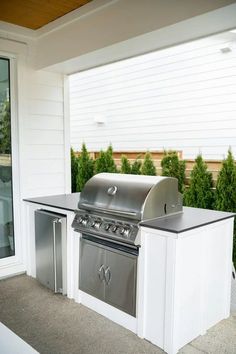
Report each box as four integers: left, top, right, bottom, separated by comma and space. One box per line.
0, 264, 26, 280
78, 290, 137, 333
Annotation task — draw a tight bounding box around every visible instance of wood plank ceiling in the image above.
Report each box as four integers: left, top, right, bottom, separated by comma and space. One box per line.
0, 0, 92, 30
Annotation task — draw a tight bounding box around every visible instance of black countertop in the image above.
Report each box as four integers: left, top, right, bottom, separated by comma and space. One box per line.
24, 194, 235, 233
140, 207, 235, 234
24, 193, 80, 212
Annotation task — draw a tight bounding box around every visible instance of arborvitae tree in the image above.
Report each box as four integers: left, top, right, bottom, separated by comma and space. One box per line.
71, 148, 78, 193
215, 150, 236, 212
161, 151, 186, 193
76, 143, 94, 192
95, 144, 117, 174
215, 149, 236, 267
141, 152, 156, 176
106, 145, 117, 172
184, 155, 214, 209
95, 150, 106, 174
131, 157, 142, 175
121, 155, 131, 174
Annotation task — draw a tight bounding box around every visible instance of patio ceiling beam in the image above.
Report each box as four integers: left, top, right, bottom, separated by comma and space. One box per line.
34, 0, 236, 73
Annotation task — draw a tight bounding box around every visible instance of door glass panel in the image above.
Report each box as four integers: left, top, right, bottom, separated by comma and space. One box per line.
0, 58, 14, 258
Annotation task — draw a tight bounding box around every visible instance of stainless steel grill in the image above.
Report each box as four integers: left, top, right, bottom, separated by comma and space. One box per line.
72, 173, 182, 317
72, 173, 182, 247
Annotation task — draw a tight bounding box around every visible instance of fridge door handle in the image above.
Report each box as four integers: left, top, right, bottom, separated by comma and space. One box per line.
52, 219, 59, 292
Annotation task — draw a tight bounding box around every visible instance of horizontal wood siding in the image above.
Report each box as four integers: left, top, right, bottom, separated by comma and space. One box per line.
69, 33, 236, 160
23, 70, 66, 197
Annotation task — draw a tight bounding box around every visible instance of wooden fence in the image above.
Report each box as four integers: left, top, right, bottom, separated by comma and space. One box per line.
75, 150, 223, 186
0, 154, 11, 167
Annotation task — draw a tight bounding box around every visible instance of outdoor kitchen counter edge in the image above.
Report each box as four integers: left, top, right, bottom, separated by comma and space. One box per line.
24, 196, 235, 234
140, 207, 235, 234
24, 193, 80, 212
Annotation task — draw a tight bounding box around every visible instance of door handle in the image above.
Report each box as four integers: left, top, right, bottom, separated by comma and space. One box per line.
104, 267, 111, 285
98, 265, 105, 281
52, 219, 58, 292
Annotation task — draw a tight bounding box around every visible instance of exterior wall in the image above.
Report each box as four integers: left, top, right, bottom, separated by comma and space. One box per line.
0, 36, 69, 278
23, 69, 69, 197
69, 33, 236, 160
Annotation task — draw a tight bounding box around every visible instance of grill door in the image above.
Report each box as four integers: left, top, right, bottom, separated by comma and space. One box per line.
79, 235, 137, 317
104, 249, 137, 316
79, 238, 105, 301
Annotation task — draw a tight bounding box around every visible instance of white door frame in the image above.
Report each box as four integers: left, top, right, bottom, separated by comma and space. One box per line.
0, 51, 26, 277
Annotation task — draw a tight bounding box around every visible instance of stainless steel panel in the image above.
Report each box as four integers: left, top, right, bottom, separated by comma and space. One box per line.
72, 211, 139, 246
105, 248, 137, 316
79, 235, 137, 317
35, 210, 67, 294
53, 220, 63, 293
78, 173, 182, 221
79, 238, 105, 301
35, 211, 56, 291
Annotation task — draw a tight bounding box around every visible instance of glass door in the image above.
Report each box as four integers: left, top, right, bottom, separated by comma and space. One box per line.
0, 58, 14, 258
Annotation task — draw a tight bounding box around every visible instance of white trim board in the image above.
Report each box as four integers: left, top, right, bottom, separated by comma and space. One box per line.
79, 290, 137, 333
0, 322, 38, 354
40, 3, 236, 73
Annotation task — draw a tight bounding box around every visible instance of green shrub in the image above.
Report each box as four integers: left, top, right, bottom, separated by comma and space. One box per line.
183, 155, 214, 209
76, 143, 94, 192
161, 151, 186, 193
215, 150, 236, 211
141, 152, 156, 176
121, 155, 131, 174
0, 100, 11, 154
71, 148, 78, 193
121, 155, 143, 175
131, 157, 142, 175
95, 144, 117, 174
215, 149, 236, 267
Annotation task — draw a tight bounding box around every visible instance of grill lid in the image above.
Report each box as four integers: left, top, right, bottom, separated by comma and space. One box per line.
78, 173, 182, 221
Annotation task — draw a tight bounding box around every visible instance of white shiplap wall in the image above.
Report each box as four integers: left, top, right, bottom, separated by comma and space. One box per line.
22, 69, 67, 197
69, 33, 236, 160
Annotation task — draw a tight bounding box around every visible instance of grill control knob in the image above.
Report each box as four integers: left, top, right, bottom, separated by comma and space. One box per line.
94, 221, 101, 229
90, 220, 95, 227
119, 227, 125, 235
123, 227, 130, 237
78, 216, 83, 224
104, 223, 111, 231
111, 225, 117, 233
82, 218, 88, 226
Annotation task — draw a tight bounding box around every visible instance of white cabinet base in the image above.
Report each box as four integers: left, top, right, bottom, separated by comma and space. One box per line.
138, 219, 234, 354
25, 202, 234, 354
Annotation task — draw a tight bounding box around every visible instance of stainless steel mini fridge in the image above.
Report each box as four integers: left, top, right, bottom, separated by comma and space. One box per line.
35, 209, 67, 294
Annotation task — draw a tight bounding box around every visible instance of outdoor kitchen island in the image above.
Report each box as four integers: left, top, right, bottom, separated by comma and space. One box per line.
25, 190, 235, 354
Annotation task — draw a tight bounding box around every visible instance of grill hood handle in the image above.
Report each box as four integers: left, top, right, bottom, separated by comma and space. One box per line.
79, 203, 138, 218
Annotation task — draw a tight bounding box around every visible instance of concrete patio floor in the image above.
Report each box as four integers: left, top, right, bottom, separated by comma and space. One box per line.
0, 274, 235, 354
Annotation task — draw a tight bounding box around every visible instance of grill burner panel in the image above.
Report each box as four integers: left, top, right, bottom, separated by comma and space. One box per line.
72, 210, 139, 246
